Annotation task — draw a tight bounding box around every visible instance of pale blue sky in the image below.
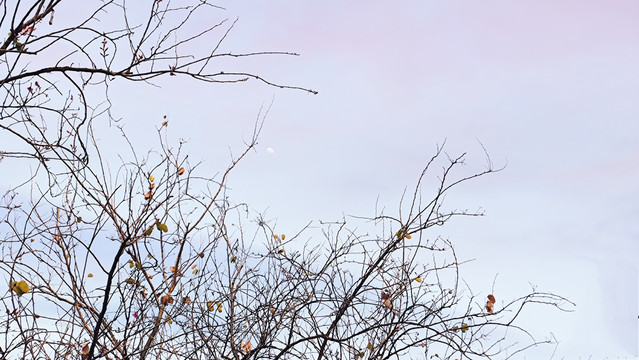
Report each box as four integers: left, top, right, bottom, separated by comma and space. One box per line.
8, 0, 636, 358
191, 2, 636, 358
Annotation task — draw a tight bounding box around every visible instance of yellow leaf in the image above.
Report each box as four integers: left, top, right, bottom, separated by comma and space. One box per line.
156, 223, 168, 232
461, 323, 469, 333
149, 175, 155, 182
143, 226, 153, 236
10, 280, 29, 296
207, 301, 215, 311
406, 234, 412, 239
415, 276, 422, 283
125, 278, 136, 285
230, 256, 237, 263
88, 273, 94, 278
281, 234, 286, 240
192, 269, 198, 275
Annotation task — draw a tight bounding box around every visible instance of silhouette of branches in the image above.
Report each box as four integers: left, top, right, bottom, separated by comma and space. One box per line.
0, 2, 573, 360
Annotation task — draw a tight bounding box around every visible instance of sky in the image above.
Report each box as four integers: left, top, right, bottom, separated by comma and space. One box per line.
4, 0, 637, 358
106, 1, 639, 358
198, 2, 637, 358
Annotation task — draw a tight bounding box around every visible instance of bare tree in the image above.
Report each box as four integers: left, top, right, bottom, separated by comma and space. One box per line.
0, 2, 572, 360
0, 0, 315, 175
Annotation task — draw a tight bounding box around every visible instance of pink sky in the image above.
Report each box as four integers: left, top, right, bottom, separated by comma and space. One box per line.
62, 1, 639, 357
216, 1, 639, 358
0, 1, 636, 358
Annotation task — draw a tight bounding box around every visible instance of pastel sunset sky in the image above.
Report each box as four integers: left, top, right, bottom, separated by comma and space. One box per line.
206, 2, 638, 357
13, 1, 635, 358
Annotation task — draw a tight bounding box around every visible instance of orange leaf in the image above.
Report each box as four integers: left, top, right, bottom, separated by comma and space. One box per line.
241, 341, 252, 354
160, 295, 174, 305
487, 294, 496, 303
486, 301, 494, 314
177, 167, 185, 176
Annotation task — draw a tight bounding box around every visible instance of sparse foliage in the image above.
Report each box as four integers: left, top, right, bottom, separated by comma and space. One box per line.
0, 2, 572, 360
